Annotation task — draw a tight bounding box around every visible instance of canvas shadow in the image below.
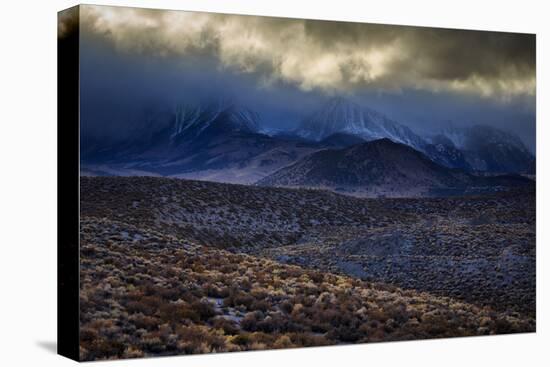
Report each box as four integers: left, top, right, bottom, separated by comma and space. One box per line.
36, 340, 57, 354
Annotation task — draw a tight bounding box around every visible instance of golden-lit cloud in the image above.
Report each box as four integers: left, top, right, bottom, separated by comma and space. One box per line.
75, 5, 535, 99
58, 6, 79, 39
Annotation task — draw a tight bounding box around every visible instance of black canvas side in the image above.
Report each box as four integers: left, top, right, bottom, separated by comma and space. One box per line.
57, 5, 80, 362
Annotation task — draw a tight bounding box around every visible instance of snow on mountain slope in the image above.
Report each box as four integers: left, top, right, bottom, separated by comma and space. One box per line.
433, 125, 535, 173
170, 101, 260, 142
296, 97, 534, 174
296, 97, 427, 151
81, 99, 535, 181
440, 125, 530, 153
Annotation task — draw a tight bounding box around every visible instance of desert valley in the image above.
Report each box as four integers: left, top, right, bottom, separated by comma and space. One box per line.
78, 99, 535, 360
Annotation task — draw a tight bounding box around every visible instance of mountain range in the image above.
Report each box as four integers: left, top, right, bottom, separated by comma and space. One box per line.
81, 97, 535, 196
294, 97, 534, 174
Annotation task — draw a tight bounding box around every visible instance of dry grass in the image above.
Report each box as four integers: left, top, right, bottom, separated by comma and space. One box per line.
79, 214, 534, 361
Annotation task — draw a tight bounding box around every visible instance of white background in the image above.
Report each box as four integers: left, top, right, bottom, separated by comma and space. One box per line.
0, 0, 548, 365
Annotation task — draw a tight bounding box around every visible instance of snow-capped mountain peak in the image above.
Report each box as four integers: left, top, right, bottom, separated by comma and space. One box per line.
296, 97, 427, 151
431, 125, 535, 173
170, 101, 260, 141
438, 125, 530, 154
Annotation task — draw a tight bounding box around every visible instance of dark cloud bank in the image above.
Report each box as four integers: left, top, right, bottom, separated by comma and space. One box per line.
74, 5, 535, 152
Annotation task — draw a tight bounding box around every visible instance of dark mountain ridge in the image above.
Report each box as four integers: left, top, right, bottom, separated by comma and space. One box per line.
257, 138, 532, 197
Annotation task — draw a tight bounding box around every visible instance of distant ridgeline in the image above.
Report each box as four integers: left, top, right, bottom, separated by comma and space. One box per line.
80, 98, 535, 197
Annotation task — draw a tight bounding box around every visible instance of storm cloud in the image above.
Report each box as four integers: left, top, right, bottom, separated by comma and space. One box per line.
76, 5, 535, 99
70, 5, 535, 152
